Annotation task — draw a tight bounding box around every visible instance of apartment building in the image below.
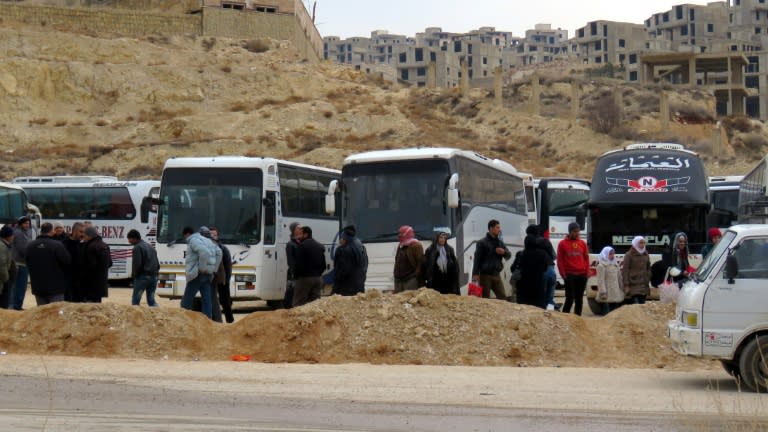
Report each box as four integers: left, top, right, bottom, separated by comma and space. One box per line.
644, 2, 730, 53
570, 20, 647, 69
323, 36, 371, 65
509, 24, 569, 67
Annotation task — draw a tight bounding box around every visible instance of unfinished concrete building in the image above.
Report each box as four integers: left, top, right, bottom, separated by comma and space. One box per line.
509, 24, 569, 67
644, 2, 730, 53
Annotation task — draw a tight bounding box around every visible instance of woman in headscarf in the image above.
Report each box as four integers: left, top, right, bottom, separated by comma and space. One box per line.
424, 232, 459, 295
595, 246, 624, 315
623, 236, 650, 304
662, 232, 691, 286
517, 233, 549, 308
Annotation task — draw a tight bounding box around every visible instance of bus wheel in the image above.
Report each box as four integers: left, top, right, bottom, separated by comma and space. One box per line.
721, 359, 741, 378
266, 299, 285, 309
738, 335, 768, 392
587, 297, 603, 316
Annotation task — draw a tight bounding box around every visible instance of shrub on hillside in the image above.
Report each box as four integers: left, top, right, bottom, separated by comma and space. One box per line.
243, 39, 271, 54
584, 93, 620, 134
740, 133, 768, 153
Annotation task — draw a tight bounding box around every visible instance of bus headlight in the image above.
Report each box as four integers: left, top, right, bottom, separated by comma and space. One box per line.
235, 275, 255, 282
159, 273, 176, 281
235, 274, 255, 290
681, 311, 699, 328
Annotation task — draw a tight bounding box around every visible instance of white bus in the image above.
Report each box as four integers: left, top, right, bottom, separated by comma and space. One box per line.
708, 175, 743, 229
0, 182, 42, 229
153, 157, 340, 307
13, 176, 160, 280
528, 177, 591, 288
328, 148, 530, 296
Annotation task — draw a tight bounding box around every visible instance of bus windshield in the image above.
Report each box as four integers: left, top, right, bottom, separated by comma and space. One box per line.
549, 187, 589, 217
157, 168, 263, 245
341, 160, 451, 243
0, 187, 27, 224
589, 205, 707, 254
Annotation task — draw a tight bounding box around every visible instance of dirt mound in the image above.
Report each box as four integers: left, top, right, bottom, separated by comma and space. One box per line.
0, 289, 714, 370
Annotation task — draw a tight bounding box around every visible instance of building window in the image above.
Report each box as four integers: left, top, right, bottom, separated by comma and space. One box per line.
415, 48, 423, 62
430, 52, 436, 62
454, 41, 462, 52
690, 9, 695, 21
681, 26, 688, 36
691, 24, 696, 36
676, 5, 683, 20
468, 44, 473, 54
595, 41, 601, 50
731, 45, 738, 51
619, 54, 625, 63
417, 82, 426, 87
629, 53, 637, 64
594, 56, 601, 63
222, 2, 245, 10
708, 24, 714, 33
483, 57, 488, 65
401, 69, 409, 80
399, 52, 406, 62
757, 27, 762, 34
663, 13, 669, 22
629, 71, 638, 81
619, 39, 625, 48
417, 67, 426, 76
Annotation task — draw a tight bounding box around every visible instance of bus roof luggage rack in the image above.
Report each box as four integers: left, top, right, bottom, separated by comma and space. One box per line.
625, 143, 685, 151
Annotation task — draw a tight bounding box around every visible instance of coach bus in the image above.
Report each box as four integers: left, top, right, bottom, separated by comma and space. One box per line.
327, 148, 530, 296
585, 143, 709, 314
707, 175, 743, 229
152, 156, 339, 306
13, 176, 160, 280
0, 182, 41, 228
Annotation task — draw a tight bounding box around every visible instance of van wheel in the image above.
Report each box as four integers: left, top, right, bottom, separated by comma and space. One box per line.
720, 360, 741, 378
738, 335, 768, 392
587, 298, 603, 315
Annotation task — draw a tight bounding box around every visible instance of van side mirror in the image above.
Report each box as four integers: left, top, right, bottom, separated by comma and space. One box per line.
725, 255, 738, 284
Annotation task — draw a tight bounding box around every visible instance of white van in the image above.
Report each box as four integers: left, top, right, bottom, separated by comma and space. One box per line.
667, 224, 768, 392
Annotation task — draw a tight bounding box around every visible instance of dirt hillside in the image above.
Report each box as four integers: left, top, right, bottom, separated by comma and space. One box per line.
0, 20, 764, 180
0, 289, 715, 370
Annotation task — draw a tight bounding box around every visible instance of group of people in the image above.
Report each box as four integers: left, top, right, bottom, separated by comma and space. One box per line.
285, 223, 368, 308
0, 217, 113, 309
179, 226, 234, 323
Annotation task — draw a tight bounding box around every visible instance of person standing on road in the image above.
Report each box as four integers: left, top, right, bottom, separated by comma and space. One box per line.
525, 225, 557, 309
51, 222, 67, 241
557, 222, 590, 315
284, 222, 302, 309
623, 236, 651, 304
472, 219, 512, 300
10, 216, 35, 310
596, 246, 624, 315
0, 225, 16, 309
127, 229, 159, 307
26, 222, 71, 306
80, 226, 112, 303
332, 225, 368, 296
393, 225, 424, 293
293, 226, 326, 307
210, 227, 234, 323
63, 222, 85, 302
181, 226, 222, 320
517, 230, 549, 308
662, 232, 691, 287
423, 231, 459, 295
701, 228, 722, 259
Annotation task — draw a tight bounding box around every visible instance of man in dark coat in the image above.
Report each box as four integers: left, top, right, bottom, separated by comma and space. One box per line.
62, 222, 85, 302
332, 225, 368, 296
80, 226, 112, 303
293, 226, 326, 307
471, 219, 511, 300
283, 222, 301, 309
210, 227, 234, 323
26, 222, 71, 306
517, 232, 549, 308
423, 231, 459, 295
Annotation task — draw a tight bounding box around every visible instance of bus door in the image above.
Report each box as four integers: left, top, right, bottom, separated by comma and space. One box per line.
260, 191, 280, 299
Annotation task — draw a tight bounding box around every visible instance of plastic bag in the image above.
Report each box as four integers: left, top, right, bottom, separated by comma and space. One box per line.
659, 280, 679, 304
468, 282, 483, 297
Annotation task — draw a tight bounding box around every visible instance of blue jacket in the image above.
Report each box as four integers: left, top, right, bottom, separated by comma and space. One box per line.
185, 233, 222, 281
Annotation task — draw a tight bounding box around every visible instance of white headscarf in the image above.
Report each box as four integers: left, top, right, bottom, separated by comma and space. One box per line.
632, 236, 647, 254
598, 246, 616, 265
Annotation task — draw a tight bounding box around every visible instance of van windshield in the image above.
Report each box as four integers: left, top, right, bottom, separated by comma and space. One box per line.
695, 230, 737, 281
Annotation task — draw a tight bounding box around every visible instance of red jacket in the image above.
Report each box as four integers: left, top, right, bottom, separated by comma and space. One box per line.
556, 236, 589, 278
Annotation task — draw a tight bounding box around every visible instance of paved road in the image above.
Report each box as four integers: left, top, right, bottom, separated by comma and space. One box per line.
1, 356, 766, 431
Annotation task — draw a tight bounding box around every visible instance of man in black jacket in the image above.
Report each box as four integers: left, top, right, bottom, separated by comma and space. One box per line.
293, 226, 326, 307
283, 222, 301, 309
471, 219, 511, 300
332, 225, 367, 296
127, 229, 159, 307
26, 223, 71, 306
81, 226, 112, 303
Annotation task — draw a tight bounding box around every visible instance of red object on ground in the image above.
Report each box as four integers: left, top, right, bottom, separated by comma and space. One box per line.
231, 354, 252, 362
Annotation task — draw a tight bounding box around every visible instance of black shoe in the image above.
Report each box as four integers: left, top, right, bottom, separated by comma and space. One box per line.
225, 315, 235, 324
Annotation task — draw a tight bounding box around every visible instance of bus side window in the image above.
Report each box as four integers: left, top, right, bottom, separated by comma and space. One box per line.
264, 191, 276, 246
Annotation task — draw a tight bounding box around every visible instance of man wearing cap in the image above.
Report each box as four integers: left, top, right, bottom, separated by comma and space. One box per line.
180, 226, 222, 319
25, 222, 71, 306
10, 216, 35, 310
556, 222, 590, 316
51, 222, 66, 241
81, 226, 112, 303
283, 222, 302, 309
332, 225, 368, 296
0, 225, 15, 308
127, 229, 160, 307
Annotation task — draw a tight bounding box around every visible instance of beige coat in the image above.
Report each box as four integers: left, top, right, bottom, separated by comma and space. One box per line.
596, 262, 624, 303
622, 247, 651, 297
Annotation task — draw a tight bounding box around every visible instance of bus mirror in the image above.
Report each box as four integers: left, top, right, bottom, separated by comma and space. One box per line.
140, 196, 163, 224
447, 189, 459, 209
326, 180, 339, 215
575, 206, 586, 230
447, 174, 460, 209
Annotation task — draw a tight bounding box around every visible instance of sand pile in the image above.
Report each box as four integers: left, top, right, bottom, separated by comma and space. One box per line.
0, 289, 714, 370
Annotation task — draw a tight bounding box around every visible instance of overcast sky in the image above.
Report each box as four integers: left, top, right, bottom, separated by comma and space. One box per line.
311, 0, 713, 39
